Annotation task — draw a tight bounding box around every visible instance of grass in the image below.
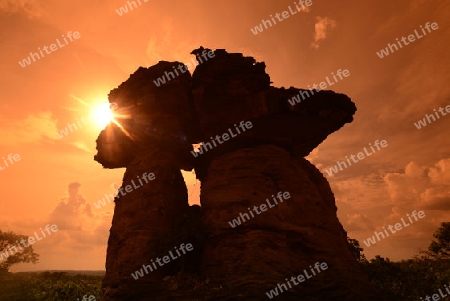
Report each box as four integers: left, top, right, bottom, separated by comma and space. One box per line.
0, 271, 104, 301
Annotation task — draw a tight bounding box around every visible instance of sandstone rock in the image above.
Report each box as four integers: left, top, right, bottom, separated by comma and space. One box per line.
95, 48, 383, 300
94, 122, 135, 169
200, 145, 382, 300
97, 62, 196, 300
190, 50, 356, 181
96, 62, 198, 170
102, 148, 189, 300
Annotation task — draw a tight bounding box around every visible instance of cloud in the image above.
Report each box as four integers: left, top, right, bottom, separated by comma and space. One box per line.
1, 182, 112, 271
332, 172, 389, 209
145, 17, 200, 72
428, 158, 450, 185
50, 183, 111, 232
328, 158, 450, 259
305, 148, 322, 168
310, 16, 336, 49
332, 159, 450, 217
344, 213, 374, 232
0, 111, 60, 146
0, 0, 43, 18
70, 141, 94, 153
0, 110, 98, 148
384, 160, 450, 211
47, 182, 111, 248
49, 182, 93, 231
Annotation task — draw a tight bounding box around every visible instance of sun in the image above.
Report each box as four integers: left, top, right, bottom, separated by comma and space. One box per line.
91, 102, 115, 128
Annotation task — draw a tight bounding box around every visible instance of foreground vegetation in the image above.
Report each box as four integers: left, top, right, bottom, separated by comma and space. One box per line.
1, 223, 450, 300
0, 271, 103, 301
1, 258, 450, 300
348, 222, 450, 300
3, 260, 450, 301
362, 255, 450, 300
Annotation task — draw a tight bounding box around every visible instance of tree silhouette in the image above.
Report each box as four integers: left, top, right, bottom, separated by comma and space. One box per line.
0, 229, 39, 273
347, 237, 367, 263
428, 222, 450, 258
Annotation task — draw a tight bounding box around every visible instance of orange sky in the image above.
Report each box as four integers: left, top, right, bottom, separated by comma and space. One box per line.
0, 0, 449, 272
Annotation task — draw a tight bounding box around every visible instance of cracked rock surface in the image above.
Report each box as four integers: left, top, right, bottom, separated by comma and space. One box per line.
95, 48, 383, 300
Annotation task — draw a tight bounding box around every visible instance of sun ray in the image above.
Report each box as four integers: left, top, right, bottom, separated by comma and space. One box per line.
111, 118, 133, 139
69, 94, 90, 106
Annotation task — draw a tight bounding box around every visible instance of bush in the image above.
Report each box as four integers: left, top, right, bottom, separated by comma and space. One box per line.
0, 272, 103, 301
361, 256, 450, 301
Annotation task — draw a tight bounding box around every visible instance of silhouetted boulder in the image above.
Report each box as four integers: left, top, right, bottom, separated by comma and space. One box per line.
95, 49, 383, 301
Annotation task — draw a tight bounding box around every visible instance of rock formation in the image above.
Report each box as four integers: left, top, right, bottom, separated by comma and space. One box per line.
95, 49, 384, 300
96, 63, 197, 299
